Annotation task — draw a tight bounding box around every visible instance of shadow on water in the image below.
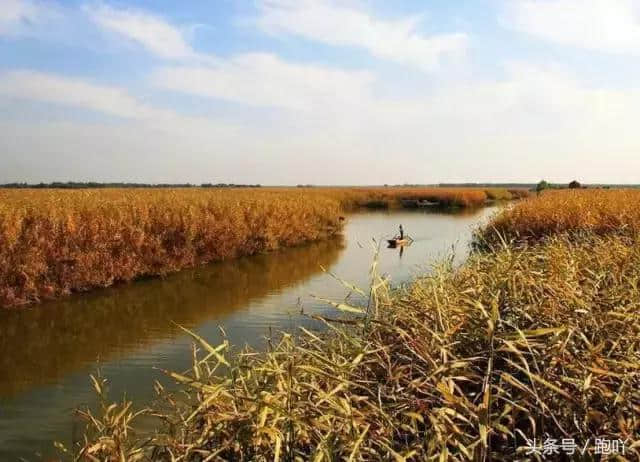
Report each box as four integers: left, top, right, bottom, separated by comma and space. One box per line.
0, 236, 344, 398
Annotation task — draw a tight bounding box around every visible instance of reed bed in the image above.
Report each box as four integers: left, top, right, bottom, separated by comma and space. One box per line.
64, 205, 640, 460
484, 188, 512, 201
0, 188, 342, 307
0, 187, 518, 308
478, 189, 640, 247
506, 188, 530, 200
327, 187, 492, 209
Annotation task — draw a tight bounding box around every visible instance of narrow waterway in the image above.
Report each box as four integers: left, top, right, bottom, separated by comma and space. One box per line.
0, 207, 496, 460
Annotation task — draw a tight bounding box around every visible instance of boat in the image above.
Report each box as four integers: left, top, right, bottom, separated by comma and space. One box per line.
387, 238, 411, 247
400, 199, 440, 208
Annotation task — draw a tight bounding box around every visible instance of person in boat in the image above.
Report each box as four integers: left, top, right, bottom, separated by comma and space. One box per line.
399, 224, 404, 240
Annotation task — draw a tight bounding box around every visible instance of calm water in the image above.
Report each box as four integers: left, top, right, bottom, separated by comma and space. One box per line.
0, 208, 495, 460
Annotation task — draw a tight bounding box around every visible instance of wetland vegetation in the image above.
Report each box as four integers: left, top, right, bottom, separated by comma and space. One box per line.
0, 187, 522, 308
46, 189, 640, 461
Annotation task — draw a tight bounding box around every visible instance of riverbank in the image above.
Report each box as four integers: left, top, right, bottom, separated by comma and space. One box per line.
61, 189, 640, 460
0, 187, 523, 308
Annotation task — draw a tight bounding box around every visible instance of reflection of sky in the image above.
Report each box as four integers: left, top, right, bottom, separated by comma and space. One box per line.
0, 207, 496, 459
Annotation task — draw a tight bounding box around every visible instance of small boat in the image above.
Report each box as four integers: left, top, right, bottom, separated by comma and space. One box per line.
387, 238, 411, 248
401, 199, 440, 208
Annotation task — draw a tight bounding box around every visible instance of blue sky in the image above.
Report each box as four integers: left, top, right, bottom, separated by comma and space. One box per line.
2, 0, 640, 184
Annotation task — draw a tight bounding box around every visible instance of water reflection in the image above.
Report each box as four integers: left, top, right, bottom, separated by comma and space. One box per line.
0, 237, 344, 398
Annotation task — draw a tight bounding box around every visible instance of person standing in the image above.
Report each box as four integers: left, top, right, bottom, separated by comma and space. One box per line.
399, 224, 404, 240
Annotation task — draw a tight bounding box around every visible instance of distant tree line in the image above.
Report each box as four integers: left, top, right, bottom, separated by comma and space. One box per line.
1, 182, 262, 189
200, 183, 261, 188
535, 180, 584, 193
439, 183, 536, 189
535, 181, 640, 192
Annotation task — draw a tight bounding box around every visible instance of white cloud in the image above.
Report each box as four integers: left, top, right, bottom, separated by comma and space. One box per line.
85, 1, 467, 72
255, 0, 467, 72
503, 0, 640, 54
0, 70, 167, 119
5, 60, 640, 184
153, 53, 374, 111
0, 70, 237, 138
0, 0, 59, 37
3, 0, 640, 183
85, 3, 196, 59
0, 0, 34, 27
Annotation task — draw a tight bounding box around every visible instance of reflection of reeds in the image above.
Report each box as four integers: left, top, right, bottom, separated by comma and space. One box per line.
67, 192, 640, 460
0, 237, 344, 397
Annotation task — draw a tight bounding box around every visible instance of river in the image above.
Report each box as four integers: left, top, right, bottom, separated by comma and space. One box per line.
0, 207, 496, 460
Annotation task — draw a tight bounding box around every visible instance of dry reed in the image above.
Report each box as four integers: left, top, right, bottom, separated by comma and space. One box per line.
0, 189, 342, 307
61, 192, 640, 459
329, 187, 491, 209
0, 187, 515, 308
478, 188, 640, 246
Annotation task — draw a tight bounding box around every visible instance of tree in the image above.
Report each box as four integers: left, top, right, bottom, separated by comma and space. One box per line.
569, 180, 581, 189
536, 180, 550, 193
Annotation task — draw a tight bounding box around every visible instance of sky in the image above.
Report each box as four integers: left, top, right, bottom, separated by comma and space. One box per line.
1, 0, 640, 185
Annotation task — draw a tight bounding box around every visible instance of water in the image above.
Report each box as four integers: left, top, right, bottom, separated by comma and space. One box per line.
0, 208, 495, 460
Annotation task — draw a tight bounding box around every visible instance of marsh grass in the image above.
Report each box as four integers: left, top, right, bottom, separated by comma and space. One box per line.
477, 189, 640, 247
0, 189, 343, 307
63, 226, 640, 460
334, 187, 493, 209
484, 188, 513, 201
0, 187, 519, 308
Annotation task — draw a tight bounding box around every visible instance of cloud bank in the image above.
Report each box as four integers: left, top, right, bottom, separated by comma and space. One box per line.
256, 0, 468, 72
503, 0, 640, 54
1, 0, 640, 184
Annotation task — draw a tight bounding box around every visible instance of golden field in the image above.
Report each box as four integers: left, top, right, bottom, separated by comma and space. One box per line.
0, 186, 517, 308
63, 188, 640, 460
